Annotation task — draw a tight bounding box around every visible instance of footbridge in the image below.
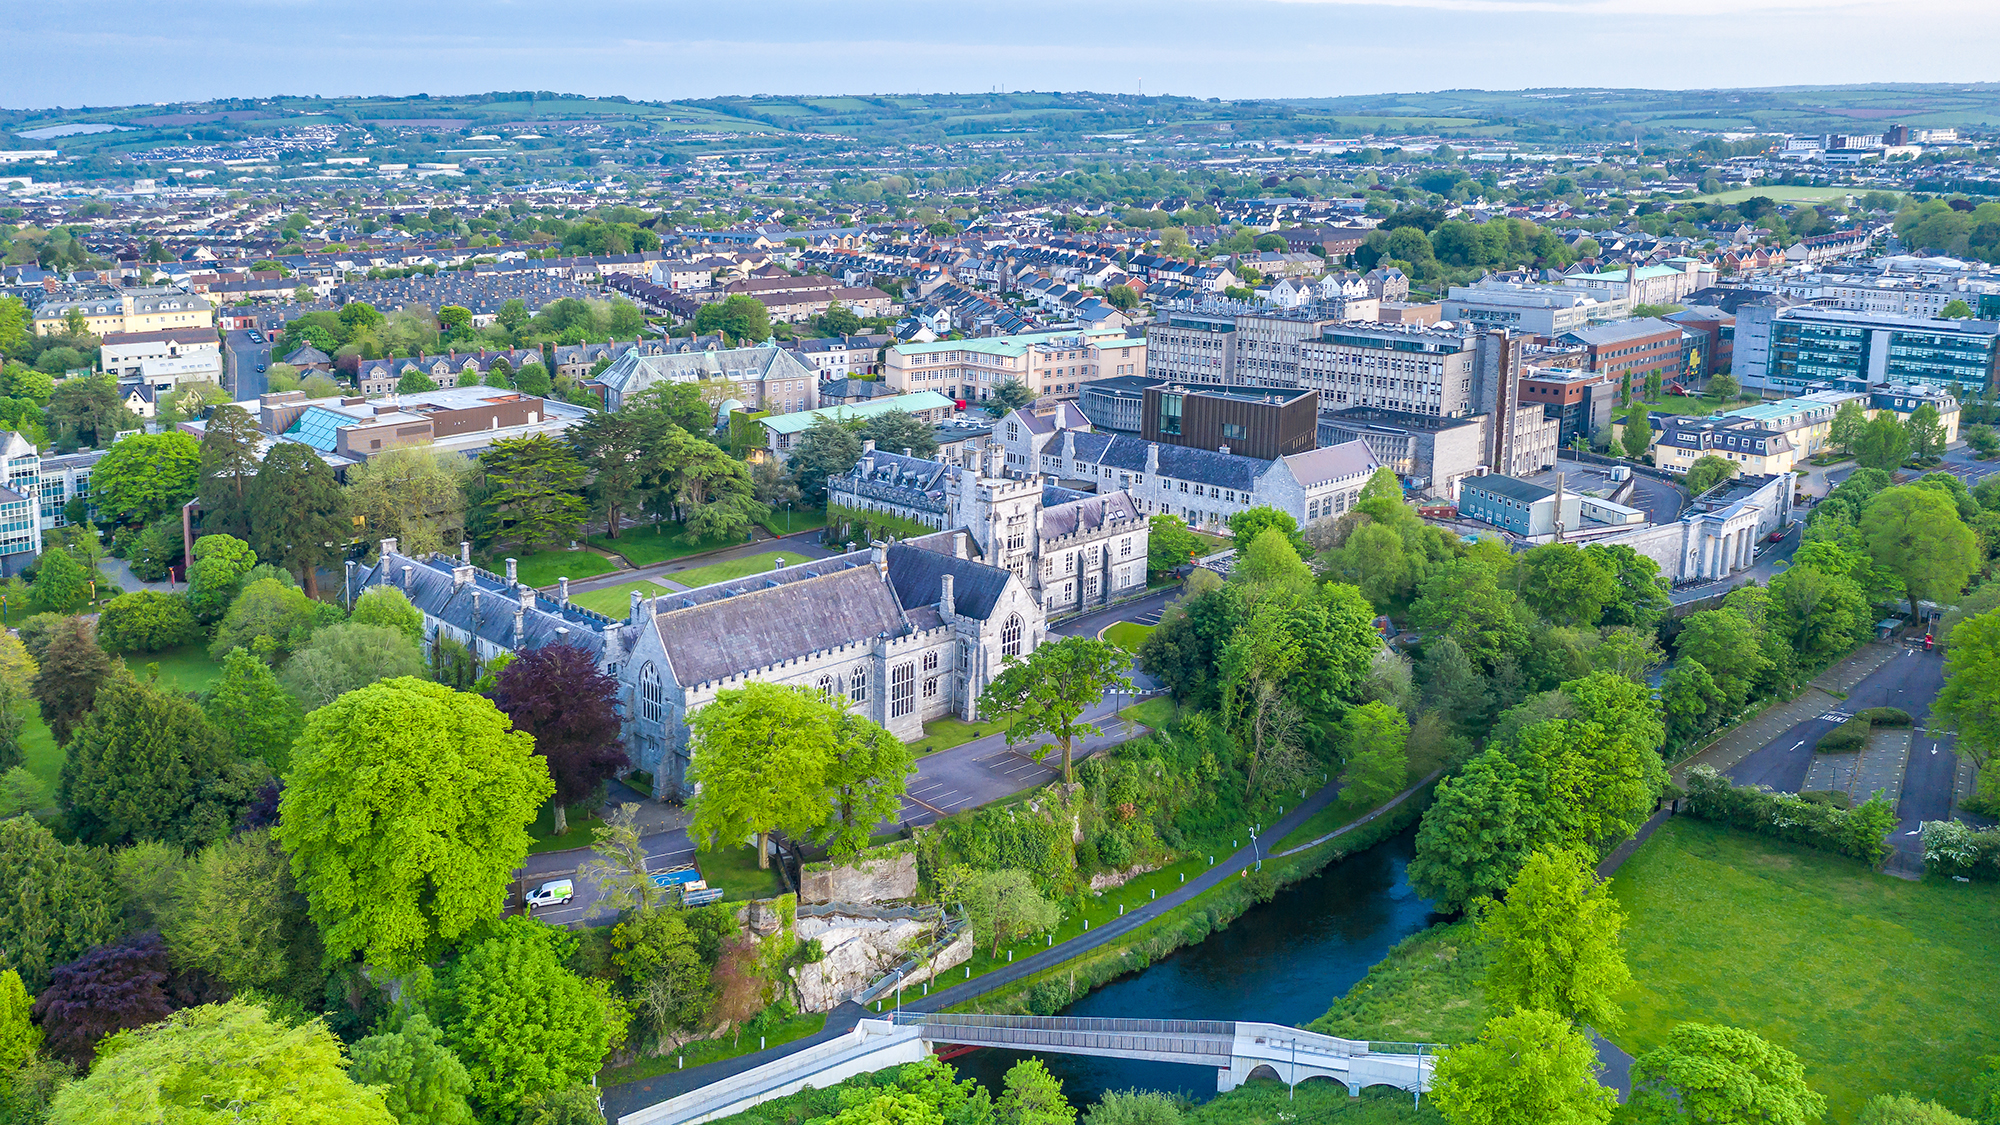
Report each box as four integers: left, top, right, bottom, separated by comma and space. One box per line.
617, 1013, 1434, 1125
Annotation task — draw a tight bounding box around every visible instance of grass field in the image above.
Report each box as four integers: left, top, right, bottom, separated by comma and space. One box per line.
1694, 185, 1890, 206
587, 522, 748, 568
909, 716, 1003, 756
1119, 696, 1176, 731
1102, 621, 1153, 651
668, 551, 802, 590
524, 801, 606, 856
698, 845, 785, 902
1311, 920, 1490, 1046
757, 508, 828, 539
569, 579, 679, 618
1611, 818, 2000, 1120
490, 547, 616, 589
118, 643, 226, 695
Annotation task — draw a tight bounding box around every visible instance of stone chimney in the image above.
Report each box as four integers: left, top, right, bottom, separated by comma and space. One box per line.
1145, 442, 1160, 476
940, 572, 955, 617
470, 588, 482, 625
954, 529, 969, 559
870, 539, 888, 579
1061, 430, 1076, 464
630, 589, 645, 622
513, 605, 525, 648
504, 558, 518, 589
453, 563, 474, 589
458, 541, 472, 566
380, 537, 398, 558
401, 565, 414, 593
558, 576, 570, 606
556, 626, 569, 644
773, 556, 787, 570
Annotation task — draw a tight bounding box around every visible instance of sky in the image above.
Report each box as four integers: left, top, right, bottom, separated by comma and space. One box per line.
3, 0, 1999, 109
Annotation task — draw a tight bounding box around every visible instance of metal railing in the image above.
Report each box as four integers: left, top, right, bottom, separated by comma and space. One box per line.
889, 1012, 1235, 1061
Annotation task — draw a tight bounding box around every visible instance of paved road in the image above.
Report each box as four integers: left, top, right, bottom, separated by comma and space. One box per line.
223, 329, 271, 399
1626, 474, 1687, 527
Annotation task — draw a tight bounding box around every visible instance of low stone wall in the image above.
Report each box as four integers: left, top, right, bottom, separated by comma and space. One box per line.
800, 846, 918, 904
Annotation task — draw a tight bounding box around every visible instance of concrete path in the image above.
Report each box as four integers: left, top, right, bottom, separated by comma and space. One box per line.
96, 556, 173, 594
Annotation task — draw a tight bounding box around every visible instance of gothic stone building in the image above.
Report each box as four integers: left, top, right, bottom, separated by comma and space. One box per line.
827, 440, 1150, 616
348, 533, 1042, 799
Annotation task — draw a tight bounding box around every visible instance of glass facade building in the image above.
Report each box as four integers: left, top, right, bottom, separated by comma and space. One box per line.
1765, 311, 1999, 397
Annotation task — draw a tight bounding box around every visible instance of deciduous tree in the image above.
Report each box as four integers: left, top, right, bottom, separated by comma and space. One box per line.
1854, 412, 1912, 471
1409, 751, 1542, 914
982, 636, 1133, 786
820, 709, 914, 859
440, 917, 618, 1118
1429, 1008, 1615, 1125
1339, 700, 1410, 808
349, 1012, 476, 1125
208, 577, 324, 663
29, 548, 92, 616
687, 683, 834, 869
1479, 846, 1631, 1028
274, 677, 553, 970
1624, 1022, 1826, 1125
345, 448, 474, 558
88, 432, 200, 525
279, 622, 425, 712
46, 998, 395, 1124
494, 644, 628, 836
201, 647, 305, 772
1862, 485, 1981, 621
94, 591, 198, 653
787, 417, 863, 503
350, 585, 424, 643
30, 616, 114, 746
184, 534, 258, 624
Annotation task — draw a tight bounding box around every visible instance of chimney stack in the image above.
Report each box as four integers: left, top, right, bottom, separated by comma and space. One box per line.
381, 537, 398, 558
630, 589, 644, 622
459, 541, 472, 566
940, 572, 955, 617
401, 565, 414, 592
558, 576, 570, 606
513, 605, 525, 649
870, 540, 888, 579
504, 558, 518, 589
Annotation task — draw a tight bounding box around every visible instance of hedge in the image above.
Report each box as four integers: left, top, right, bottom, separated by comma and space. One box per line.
1854, 707, 1913, 727
1683, 765, 1897, 863
1815, 716, 1871, 753
1920, 820, 2000, 881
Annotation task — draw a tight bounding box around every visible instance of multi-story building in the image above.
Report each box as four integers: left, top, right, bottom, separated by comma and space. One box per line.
99, 327, 221, 378
0, 432, 105, 575
826, 440, 1150, 617
250, 387, 591, 462
1441, 281, 1626, 336
1557, 318, 1693, 388
1076, 376, 1157, 433
595, 345, 821, 415
33, 287, 213, 336
1517, 367, 1614, 448
1140, 384, 1318, 460
350, 531, 1044, 800
882, 328, 1142, 406
1734, 305, 2000, 399
755, 392, 959, 461
1143, 307, 1238, 386
1559, 261, 1707, 308
996, 407, 1380, 532
1458, 474, 1583, 537
1317, 409, 1486, 497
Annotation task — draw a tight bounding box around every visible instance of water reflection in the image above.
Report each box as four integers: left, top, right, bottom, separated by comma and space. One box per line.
946, 828, 1437, 1105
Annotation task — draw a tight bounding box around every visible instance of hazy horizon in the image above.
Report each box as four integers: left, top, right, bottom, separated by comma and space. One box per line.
4, 0, 1998, 112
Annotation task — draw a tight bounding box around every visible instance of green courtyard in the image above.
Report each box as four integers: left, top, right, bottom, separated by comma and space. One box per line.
1610, 818, 2000, 1121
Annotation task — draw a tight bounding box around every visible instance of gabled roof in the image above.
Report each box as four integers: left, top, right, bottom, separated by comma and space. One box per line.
654, 561, 909, 688
885, 540, 1011, 622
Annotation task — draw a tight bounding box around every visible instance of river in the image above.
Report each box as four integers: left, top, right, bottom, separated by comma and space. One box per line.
947, 828, 1439, 1105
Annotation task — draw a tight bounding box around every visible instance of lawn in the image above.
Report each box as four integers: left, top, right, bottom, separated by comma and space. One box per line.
1311, 920, 1490, 1046
524, 800, 607, 856
486, 547, 616, 589
117, 643, 226, 696
909, 716, 1004, 756
586, 522, 749, 568
1695, 185, 1889, 206
758, 507, 829, 539
1119, 696, 1176, 731
1102, 621, 1153, 651
599, 1010, 828, 1088
668, 551, 803, 590
1610, 817, 2000, 1120
570, 579, 680, 618
698, 845, 785, 902
1617, 392, 1755, 422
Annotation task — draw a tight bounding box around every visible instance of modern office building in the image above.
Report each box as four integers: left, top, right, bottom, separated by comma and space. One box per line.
1076, 375, 1160, 433
1735, 305, 2000, 398
1317, 408, 1486, 497
1441, 281, 1626, 336
1139, 384, 1319, 460
1517, 367, 1614, 448
1557, 318, 1695, 388
1458, 474, 1582, 537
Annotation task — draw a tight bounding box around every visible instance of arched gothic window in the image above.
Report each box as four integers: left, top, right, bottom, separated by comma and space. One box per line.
850, 665, 869, 703
1001, 614, 1024, 657
639, 662, 663, 724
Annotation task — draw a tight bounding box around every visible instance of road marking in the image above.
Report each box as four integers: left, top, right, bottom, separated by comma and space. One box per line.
1789, 740, 1804, 752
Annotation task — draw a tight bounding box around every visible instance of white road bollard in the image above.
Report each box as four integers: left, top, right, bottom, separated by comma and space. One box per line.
1119, 905, 1124, 916
1008, 950, 1013, 962
1151, 889, 1156, 899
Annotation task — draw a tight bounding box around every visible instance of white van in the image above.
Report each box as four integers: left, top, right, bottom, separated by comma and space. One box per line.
525, 879, 574, 908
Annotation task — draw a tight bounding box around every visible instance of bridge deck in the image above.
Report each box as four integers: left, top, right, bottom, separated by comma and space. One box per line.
896, 1012, 1235, 1068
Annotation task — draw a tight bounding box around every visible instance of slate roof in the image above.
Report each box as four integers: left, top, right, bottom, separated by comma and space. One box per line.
884, 541, 1011, 622
1280, 442, 1379, 488
1040, 490, 1142, 540
654, 562, 909, 688
351, 552, 611, 661
1057, 430, 1267, 493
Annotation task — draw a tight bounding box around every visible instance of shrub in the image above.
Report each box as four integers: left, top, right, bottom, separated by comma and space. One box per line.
95, 592, 199, 653
1816, 716, 1871, 753
14, 614, 64, 664
1683, 765, 1897, 863
1920, 820, 2000, 881
1797, 790, 1852, 810
1854, 707, 1913, 727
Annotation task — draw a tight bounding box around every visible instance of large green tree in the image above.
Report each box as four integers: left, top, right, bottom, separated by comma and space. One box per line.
1862, 485, 1982, 620
29, 548, 93, 615
184, 534, 258, 625
692, 293, 772, 343
1936, 608, 2000, 804
788, 417, 863, 503
278, 622, 425, 712
1854, 412, 1912, 471
203, 644, 308, 764
94, 590, 198, 653
30, 615, 114, 746
1623, 1022, 1826, 1125
1339, 700, 1410, 808
687, 682, 836, 869
345, 447, 473, 558
1513, 544, 1617, 627
820, 709, 915, 859
1409, 750, 1543, 912
88, 432, 200, 525
350, 1012, 476, 1125
1429, 1008, 1616, 1125
161, 828, 321, 999
0, 816, 122, 991
46, 373, 137, 451
60, 677, 260, 849
440, 917, 618, 1119
208, 576, 325, 663
1145, 513, 1204, 577
274, 677, 553, 971
1479, 846, 1631, 1029
476, 434, 588, 551
248, 441, 349, 599
46, 998, 395, 1125
982, 636, 1133, 786
197, 405, 263, 540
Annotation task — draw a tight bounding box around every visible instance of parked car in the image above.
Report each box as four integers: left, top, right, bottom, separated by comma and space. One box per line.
247, 330, 264, 343
524, 879, 574, 908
